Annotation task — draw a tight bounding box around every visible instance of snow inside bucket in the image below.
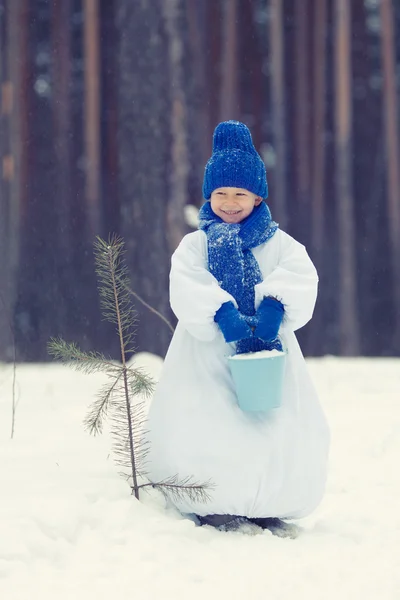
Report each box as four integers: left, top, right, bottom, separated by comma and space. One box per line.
227, 349, 286, 412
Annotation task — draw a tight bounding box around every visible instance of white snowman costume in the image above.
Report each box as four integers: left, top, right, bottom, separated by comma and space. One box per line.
146, 228, 330, 519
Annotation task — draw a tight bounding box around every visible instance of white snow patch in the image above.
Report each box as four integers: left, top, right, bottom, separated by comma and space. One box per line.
0, 355, 399, 599
184, 204, 200, 228
127, 351, 164, 381
230, 349, 285, 360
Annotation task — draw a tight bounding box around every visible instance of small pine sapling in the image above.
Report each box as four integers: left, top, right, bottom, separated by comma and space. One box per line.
49, 235, 212, 504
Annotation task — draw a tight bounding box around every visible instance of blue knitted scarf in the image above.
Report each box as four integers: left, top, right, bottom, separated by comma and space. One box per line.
198, 201, 279, 353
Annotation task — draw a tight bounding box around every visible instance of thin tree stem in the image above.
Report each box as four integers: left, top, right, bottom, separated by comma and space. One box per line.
108, 248, 139, 499
123, 282, 175, 334
0, 292, 17, 439
10, 348, 17, 439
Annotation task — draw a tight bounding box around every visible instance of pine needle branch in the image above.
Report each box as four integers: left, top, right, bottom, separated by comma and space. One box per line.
138, 476, 214, 504
84, 373, 123, 435
127, 367, 155, 399
94, 236, 137, 350
48, 337, 121, 376
110, 397, 151, 475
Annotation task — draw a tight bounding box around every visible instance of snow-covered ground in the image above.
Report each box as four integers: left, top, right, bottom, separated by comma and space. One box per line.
0, 355, 399, 600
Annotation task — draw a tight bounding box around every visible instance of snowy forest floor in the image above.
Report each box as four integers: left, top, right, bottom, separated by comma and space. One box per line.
0, 355, 399, 600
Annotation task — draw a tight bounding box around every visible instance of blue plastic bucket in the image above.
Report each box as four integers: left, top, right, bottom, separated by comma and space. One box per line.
227, 350, 286, 412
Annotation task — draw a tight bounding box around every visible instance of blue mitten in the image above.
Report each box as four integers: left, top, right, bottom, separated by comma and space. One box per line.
253, 296, 284, 342
214, 302, 252, 343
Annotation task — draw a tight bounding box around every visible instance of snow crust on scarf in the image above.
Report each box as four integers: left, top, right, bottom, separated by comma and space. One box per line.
198, 201, 280, 353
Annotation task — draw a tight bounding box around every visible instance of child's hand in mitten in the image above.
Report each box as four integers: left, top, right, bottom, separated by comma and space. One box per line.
214, 302, 252, 343
243, 314, 258, 332
253, 296, 284, 342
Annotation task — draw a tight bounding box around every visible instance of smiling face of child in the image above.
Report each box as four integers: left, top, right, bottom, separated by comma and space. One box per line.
210, 187, 263, 224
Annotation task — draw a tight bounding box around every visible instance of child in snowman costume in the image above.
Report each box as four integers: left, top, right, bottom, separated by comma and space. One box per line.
146, 121, 330, 536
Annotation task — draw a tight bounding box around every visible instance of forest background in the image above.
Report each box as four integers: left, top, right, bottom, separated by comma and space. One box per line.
1, 0, 400, 362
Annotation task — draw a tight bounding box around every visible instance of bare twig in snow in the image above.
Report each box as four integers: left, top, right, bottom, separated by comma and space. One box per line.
0, 292, 18, 439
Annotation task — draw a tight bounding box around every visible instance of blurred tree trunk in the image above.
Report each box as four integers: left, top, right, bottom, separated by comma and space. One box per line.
52, 0, 72, 254
351, 0, 386, 355
311, 0, 327, 258
100, 0, 119, 236
269, 0, 288, 230
207, 0, 222, 133
220, 0, 238, 121
239, 0, 263, 148
0, 0, 28, 360
307, 0, 328, 356
334, 0, 360, 355
380, 0, 400, 350
162, 0, 189, 253
51, 0, 73, 337
84, 0, 101, 238
116, 0, 173, 357
0, 0, 13, 360
67, 1, 102, 355
294, 0, 311, 206
14, 0, 61, 360
186, 0, 209, 200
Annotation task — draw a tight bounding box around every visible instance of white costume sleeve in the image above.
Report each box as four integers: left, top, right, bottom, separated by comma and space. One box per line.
255, 232, 318, 332
170, 232, 236, 342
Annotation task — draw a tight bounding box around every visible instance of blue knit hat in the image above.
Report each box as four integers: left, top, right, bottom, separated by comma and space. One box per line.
202, 121, 268, 200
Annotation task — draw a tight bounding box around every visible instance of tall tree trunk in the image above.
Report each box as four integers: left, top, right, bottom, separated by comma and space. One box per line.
0, 0, 13, 360
0, 0, 28, 360
100, 0, 119, 237
219, 0, 238, 121
311, 0, 327, 258
294, 0, 310, 205
207, 0, 222, 135
51, 0, 73, 336
52, 0, 72, 254
380, 0, 400, 350
186, 0, 209, 201
162, 0, 189, 253
14, 0, 63, 360
334, 0, 360, 355
307, 0, 328, 356
116, 0, 173, 357
84, 0, 101, 238
68, 1, 102, 355
352, 0, 385, 355
269, 0, 287, 229
239, 0, 263, 149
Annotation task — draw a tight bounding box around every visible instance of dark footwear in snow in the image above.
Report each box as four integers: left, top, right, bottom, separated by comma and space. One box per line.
196, 514, 260, 534
250, 517, 300, 539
